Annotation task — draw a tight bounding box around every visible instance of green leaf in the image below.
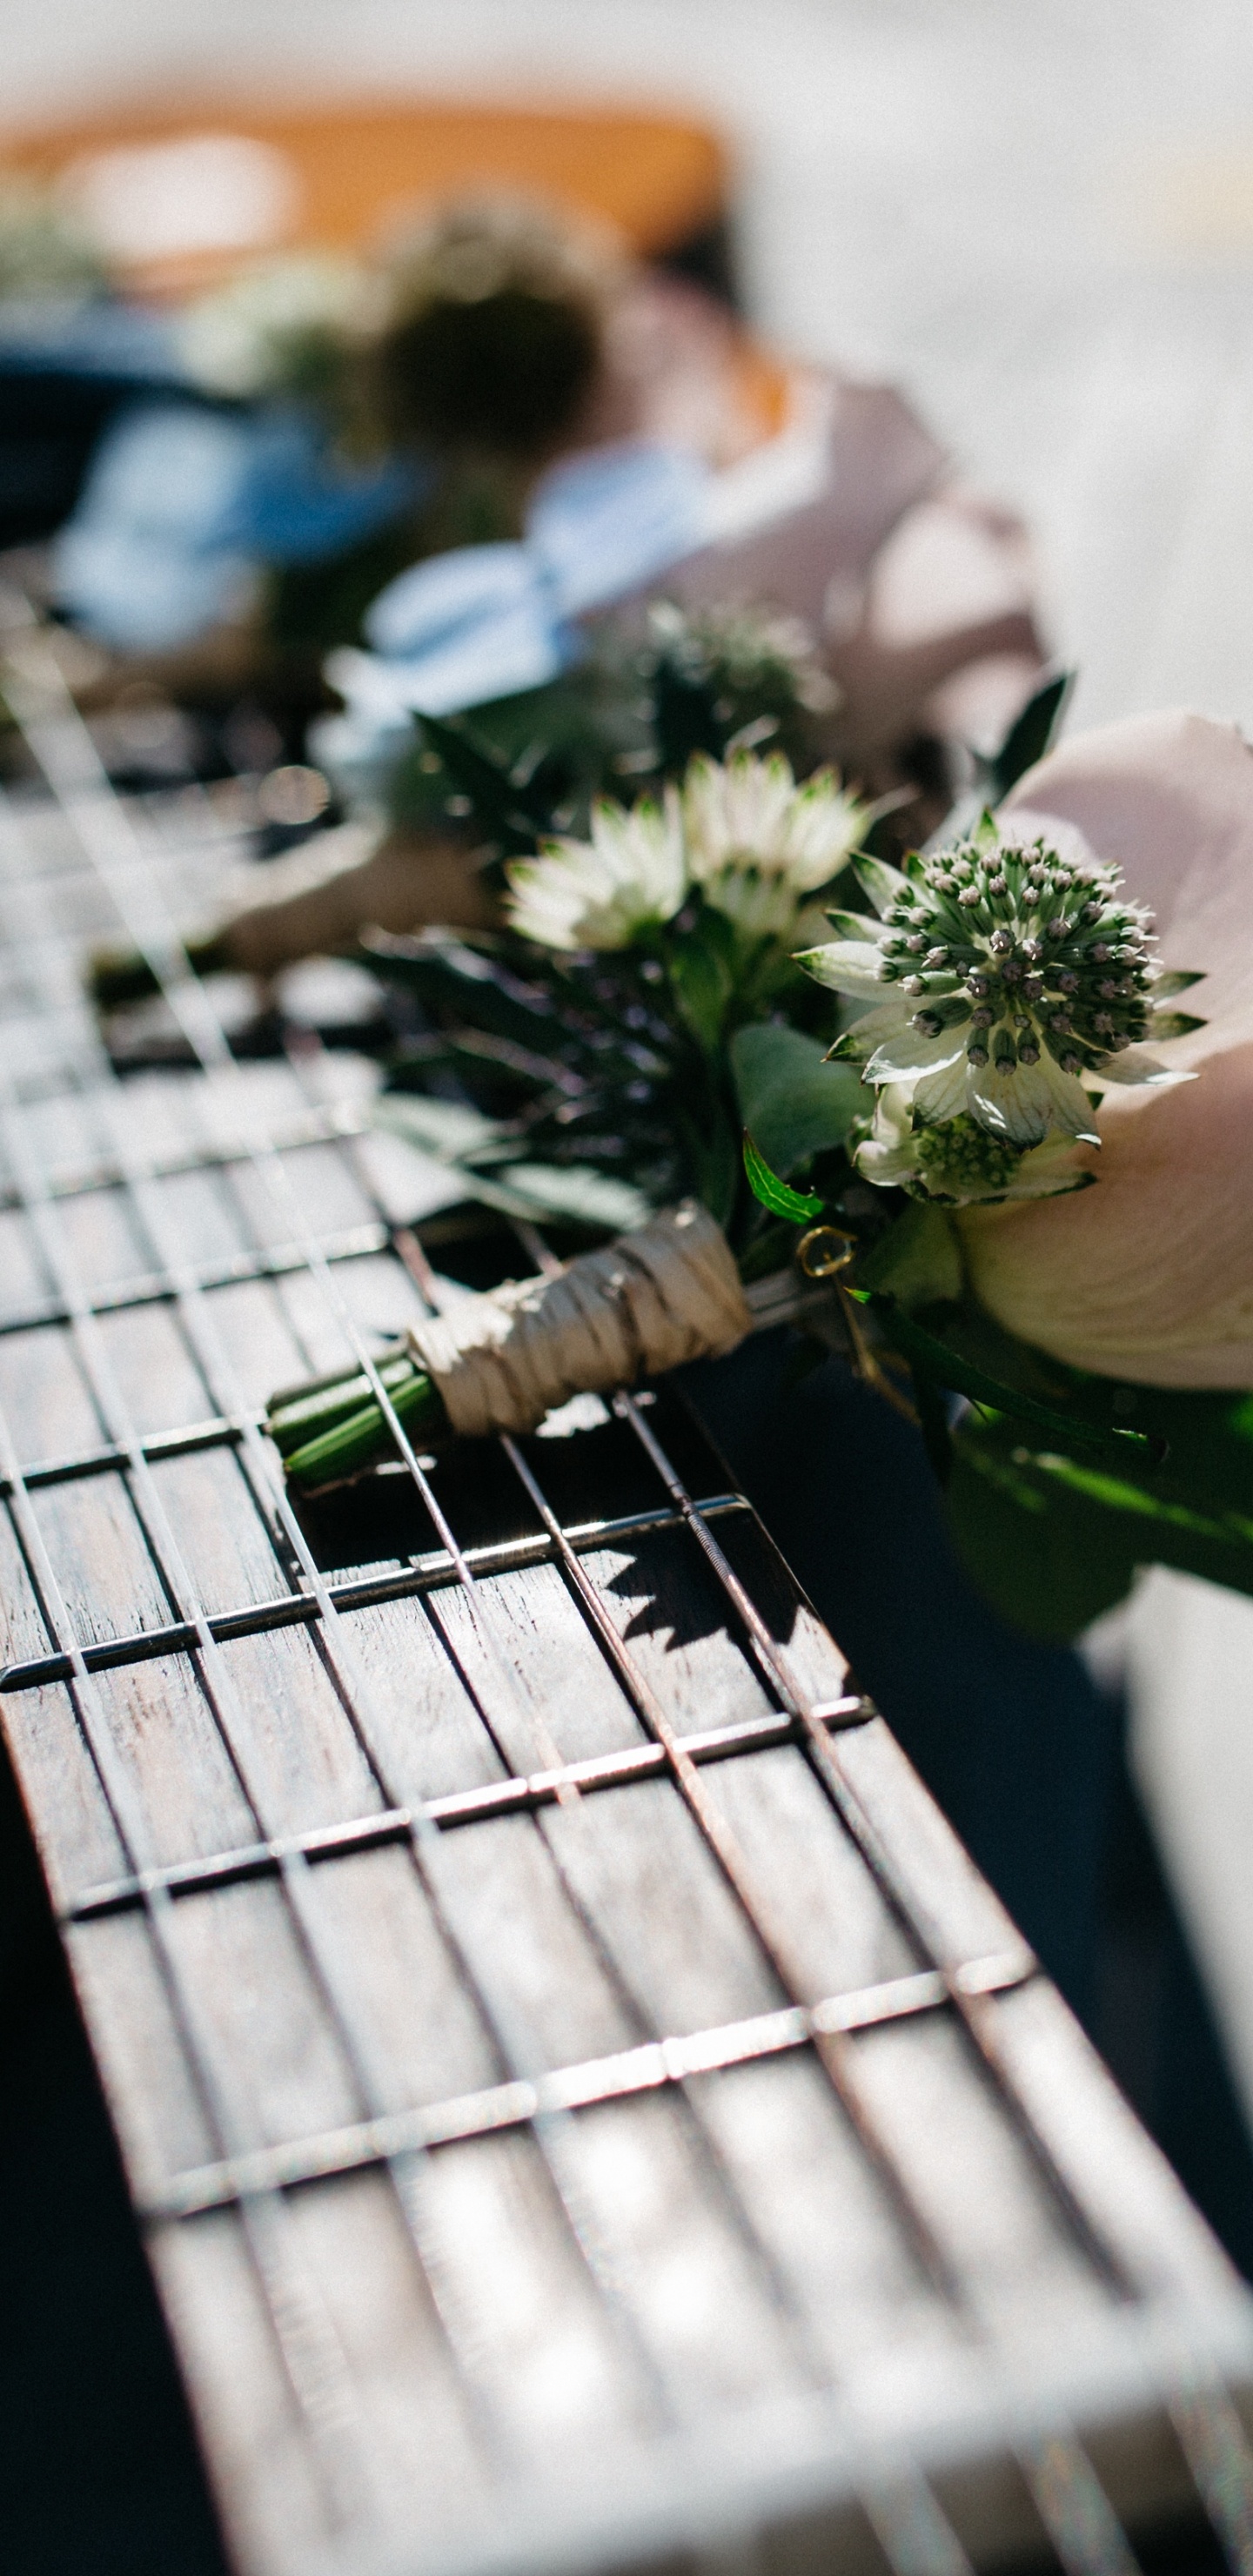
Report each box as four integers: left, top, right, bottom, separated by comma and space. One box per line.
742, 1133, 824, 1221
418, 713, 555, 855
856, 1203, 962, 1307
364, 932, 563, 1054
729, 1023, 862, 1175
862, 1294, 1161, 1466
985, 670, 1074, 802
492, 1164, 652, 1231
372, 1097, 652, 1231
372, 1093, 504, 1163
946, 1401, 1253, 1641
944, 1425, 1144, 1641
688, 1104, 742, 1233
668, 924, 734, 1054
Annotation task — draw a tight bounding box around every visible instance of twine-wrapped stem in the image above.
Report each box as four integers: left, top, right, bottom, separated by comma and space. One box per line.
267, 1203, 752, 1492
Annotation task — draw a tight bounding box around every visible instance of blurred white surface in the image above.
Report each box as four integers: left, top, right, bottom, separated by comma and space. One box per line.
1130, 1571, 1253, 2120
8, 0, 1253, 2102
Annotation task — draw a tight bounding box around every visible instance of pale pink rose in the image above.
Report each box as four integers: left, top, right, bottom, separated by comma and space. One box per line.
958, 709, 1253, 1386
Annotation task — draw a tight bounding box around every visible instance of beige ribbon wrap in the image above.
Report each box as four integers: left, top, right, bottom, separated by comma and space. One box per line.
405, 1202, 751, 1439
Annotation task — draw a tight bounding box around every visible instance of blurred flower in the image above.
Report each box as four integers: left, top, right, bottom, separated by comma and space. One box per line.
377, 195, 616, 463
800, 814, 1200, 1197
682, 749, 866, 936
179, 254, 372, 404
953, 711, 1253, 1385
0, 183, 107, 304
506, 789, 687, 949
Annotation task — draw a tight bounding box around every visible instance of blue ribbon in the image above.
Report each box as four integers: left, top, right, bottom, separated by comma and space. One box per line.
352, 440, 714, 716
53, 398, 417, 652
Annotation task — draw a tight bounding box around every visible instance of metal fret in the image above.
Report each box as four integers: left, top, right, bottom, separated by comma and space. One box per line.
62, 1696, 865, 1920
0, 1492, 754, 1685
144, 1951, 1035, 2221
0, 1218, 392, 1338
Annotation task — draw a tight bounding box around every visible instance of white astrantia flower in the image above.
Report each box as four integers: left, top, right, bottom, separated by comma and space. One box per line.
681, 750, 868, 936
854, 1084, 1096, 1205
797, 813, 1203, 1200
506, 789, 687, 951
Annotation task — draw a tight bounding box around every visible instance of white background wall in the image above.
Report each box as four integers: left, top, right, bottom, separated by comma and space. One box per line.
7, 0, 1253, 2101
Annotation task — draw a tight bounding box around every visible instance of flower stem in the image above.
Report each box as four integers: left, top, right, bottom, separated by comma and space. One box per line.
267, 1351, 448, 1492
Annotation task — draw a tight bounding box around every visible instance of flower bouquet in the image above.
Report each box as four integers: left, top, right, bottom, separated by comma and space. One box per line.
265, 682, 1253, 1663
265, 737, 876, 1489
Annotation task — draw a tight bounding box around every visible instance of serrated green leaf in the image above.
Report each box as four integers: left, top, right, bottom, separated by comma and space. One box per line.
742, 1132, 824, 1221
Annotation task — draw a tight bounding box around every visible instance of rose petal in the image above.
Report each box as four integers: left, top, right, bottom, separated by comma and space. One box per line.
1006, 709, 1253, 1066
960, 1038, 1253, 1384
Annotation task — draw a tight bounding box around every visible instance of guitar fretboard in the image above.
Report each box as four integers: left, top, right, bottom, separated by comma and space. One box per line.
0, 613, 1250, 2576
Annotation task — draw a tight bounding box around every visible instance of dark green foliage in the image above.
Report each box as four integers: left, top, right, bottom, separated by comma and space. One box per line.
946, 1392, 1253, 1640
984, 669, 1075, 803
370, 925, 754, 1244
389, 670, 648, 847
868, 1294, 1163, 1468
385, 600, 844, 855
851, 1289, 1253, 1640
730, 1023, 861, 1175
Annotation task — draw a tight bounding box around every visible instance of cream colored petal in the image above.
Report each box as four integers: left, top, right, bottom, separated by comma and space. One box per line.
854, 1130, 919, 1185
794, 938, 889, 995
1090, 1047, 1196, 1090
959, 1036, 1253, 1385
1033, 1050, 1103, 1139
912, 1050, 973, 1123
967, 1058, 1051, 1145
865, 1028, 968, 1083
